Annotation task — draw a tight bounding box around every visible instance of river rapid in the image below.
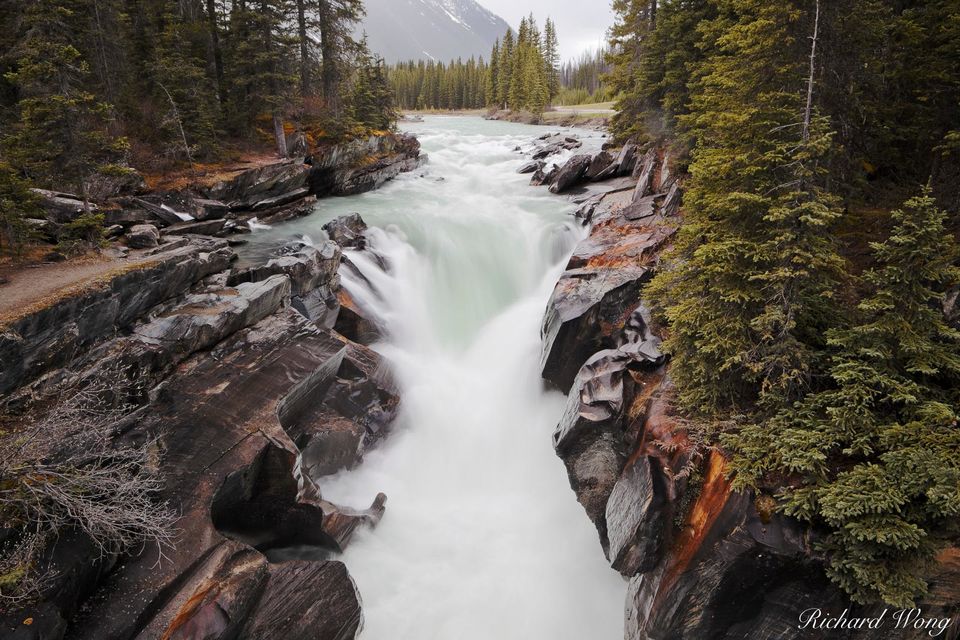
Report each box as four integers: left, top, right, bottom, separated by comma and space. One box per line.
240, 116, 624, 640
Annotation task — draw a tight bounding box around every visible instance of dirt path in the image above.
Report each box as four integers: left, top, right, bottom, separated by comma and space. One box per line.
0, 254, 151, 325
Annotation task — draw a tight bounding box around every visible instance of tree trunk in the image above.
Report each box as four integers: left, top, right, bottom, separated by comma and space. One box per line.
318, 0, 339, 114
802, 0, 820, 144
296, 0, 310, 96
206, 0, 226, 103
649, 0, 657, 29
273, 112, 288, 157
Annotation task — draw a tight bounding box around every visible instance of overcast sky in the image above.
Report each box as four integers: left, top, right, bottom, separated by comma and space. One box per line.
478, 0, 615, 61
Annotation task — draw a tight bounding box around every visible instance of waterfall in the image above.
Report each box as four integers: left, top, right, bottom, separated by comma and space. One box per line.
244, 116, 624, 639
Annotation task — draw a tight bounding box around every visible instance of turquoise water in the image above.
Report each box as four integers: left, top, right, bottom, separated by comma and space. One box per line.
244, 116, 624, 640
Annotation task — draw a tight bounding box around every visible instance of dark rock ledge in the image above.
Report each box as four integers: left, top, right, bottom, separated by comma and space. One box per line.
26, 133, 424, 254
1, 215, 394, 639
533, 141, 960, 639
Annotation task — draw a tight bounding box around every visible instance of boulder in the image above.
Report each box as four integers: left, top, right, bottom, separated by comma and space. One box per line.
595, 142, 638, 180
147, 543, 268, 640
323, 213, 367, 250
125, 223, 160, 248
585, 151, 614, 181
605, 454, 667, 575
131, 198, 190, 225
532, 134, 582, 160
82, 168, 146, 201
549, 154, 592, 194
517, 160, 544, 175
163, 219, 227, 237
30, 189, 93, 224
206, 160, 312, 208
231, 241, 341, 298
334, 287, 381, 345
310, 133, 424, 197
191, 198, 230, 220
632, 148, 658, 200
530, 164, 559, 187
133, 276, 292, 359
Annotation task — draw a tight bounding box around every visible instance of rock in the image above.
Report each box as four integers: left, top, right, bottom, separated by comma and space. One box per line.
517, 160, 544, 175
530, 164, 559, 187
0, 602, 67, 640
0, 238, 233, 396
310, 133, 424, 197
66, 309, 381, 639
554, 350, 631, 551
103, 206, 156, 227
133, 276, 292, 358
289, 338, 398, 476
265, 242, 341, 297
541, 197, 675, 391
622, 195, 659, 221
595, 143, 638, 181
605, 455, 667, 575
541, 265, 652, 392
334, 287, 381, 345
532, 134, 583, 160
149, 543, 268, 640
323, 213, 367, 250
43, 251, 66, 262
239, 561, 362, 640
632, 148, 658, 200
131, 197, 189, 225
207, 160, 312, 208
163, 219, 227, 237
104, 224, 124, 238
191, 198, 230, 220
250, 187, 311, 211
624, 452, 847, 640
549, 154, 592, 194
586, 151, 614, 181
125, 224, 160, 248
82, 167, 146, 201
30, 189, 93, 224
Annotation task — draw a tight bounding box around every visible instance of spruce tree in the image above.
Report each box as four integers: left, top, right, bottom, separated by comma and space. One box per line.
731, 188, 960, 606
3, 0, 126, 209
497, 29, 514, 109
543, 18, 560, 101
646, 1, 827, 415
0, 161, 41, 256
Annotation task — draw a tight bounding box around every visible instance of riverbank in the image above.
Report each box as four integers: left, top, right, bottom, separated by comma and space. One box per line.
0, 132, 424, 318
402, 105, 612, 130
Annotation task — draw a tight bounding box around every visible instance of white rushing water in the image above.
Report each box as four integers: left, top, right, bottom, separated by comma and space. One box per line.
241, 116, 624, 639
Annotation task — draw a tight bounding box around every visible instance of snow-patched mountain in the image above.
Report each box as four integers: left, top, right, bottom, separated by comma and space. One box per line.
359, 0, 510, 63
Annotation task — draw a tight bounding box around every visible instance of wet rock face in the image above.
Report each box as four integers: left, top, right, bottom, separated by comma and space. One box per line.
240, 561, 362, 640
323, 213, 367, 250
543, 147, 958, 638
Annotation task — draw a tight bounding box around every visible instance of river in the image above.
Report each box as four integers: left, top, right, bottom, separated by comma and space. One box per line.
240, 116, 624, 640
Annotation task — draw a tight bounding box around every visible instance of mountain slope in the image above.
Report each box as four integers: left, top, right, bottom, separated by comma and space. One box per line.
359, 0, 509, 63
